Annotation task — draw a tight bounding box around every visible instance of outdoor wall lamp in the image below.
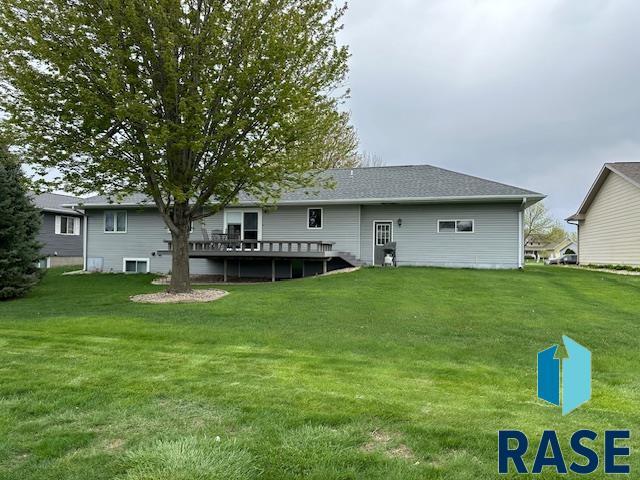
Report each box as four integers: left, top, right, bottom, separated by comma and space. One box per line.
397, 218, 403, 227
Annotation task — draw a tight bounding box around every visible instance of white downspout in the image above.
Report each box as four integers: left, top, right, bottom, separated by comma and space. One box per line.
72, 206, 88, 271
518, 198, 526, 268
82, 212, 88, 271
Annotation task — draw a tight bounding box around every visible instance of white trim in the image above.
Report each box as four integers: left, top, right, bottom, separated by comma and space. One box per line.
55, 215, 80, 235
306, 207, 323, 230
72, 194, 546, 209
42, 207, 84, 215
518, 207, 523, 268
437, 219, 475, 233
571, 164, 609, 219
122, 257, 150, 273
372, 220, 394, 264
83, 215, 88, 271
357, 205, 362, 259
223, 208, 262, 246
104, 210, 127, 233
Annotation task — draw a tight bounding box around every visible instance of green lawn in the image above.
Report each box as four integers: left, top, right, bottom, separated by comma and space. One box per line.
0, 266, 638, 479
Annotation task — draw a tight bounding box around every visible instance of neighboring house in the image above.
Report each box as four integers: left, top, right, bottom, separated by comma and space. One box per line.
550, 238, 577, 259
567, 162, 640, 266
525, 237, 577, 262
68, 165, 544, 279
32, 193, 84, 268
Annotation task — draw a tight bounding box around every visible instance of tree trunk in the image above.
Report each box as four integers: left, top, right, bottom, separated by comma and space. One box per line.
169, 203, 191, 293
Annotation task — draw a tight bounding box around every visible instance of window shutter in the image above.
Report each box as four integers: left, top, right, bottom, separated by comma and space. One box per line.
74, 217, 81, 235
54, 216, 61, 234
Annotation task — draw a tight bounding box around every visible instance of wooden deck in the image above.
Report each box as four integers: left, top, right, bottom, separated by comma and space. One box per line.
159, 240, 343, 281
161, 239, 336, 259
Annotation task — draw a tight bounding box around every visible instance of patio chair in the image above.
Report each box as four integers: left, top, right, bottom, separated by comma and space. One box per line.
210, 230, 227, 250
200, 226, 210, 242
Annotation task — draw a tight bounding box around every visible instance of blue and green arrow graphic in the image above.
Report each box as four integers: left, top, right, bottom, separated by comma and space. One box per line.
537, 336, 591, 415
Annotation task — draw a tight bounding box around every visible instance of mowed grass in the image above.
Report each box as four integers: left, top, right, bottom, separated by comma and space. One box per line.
0, 266, 638, 479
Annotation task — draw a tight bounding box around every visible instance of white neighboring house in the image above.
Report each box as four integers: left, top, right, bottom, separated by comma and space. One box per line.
567, 162, 640, 266
525, 237, 577, 262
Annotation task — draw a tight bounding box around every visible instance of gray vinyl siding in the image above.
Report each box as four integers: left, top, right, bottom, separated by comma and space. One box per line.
86, 209, 223, 274
578, 172, 640, 266
86, 205, 360, 273
86, 202, 522, 273
260, 205, 360, 257
37, 212, 83, 257
359, 203, 521, 268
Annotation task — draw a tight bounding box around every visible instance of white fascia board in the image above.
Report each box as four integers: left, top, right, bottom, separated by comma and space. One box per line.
72, 194, 545, 209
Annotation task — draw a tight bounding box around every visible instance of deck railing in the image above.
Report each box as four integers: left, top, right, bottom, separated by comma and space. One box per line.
165, 239, 335, 253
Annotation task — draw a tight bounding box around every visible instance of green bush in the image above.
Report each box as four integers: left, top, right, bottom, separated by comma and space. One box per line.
586, 264, 640, 272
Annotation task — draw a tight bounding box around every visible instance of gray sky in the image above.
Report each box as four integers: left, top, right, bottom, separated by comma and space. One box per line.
339, 0, 640, 223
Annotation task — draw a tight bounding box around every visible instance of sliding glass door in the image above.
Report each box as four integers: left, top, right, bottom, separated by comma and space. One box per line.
224, 210, 261, 250
243, 212, 259, 249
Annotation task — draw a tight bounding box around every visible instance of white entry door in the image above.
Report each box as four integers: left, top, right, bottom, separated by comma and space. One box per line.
373, 221, 393, 265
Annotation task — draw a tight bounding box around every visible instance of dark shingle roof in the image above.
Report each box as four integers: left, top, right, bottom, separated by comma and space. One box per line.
609, 162, 640, 187
31, 192, 83, 214
75, 164, 543, 207
567, 162, 640, 221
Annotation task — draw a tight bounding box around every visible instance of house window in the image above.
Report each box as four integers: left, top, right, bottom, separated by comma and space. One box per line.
55, 215, 79, 235
105, 211, 127, 233
307, 208, 323, 229
375, 222, 392, 246
438, 220, 474, 233
123, 258, 149, 273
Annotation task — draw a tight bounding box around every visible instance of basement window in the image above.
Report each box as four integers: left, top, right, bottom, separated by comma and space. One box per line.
123, 258, 149, 273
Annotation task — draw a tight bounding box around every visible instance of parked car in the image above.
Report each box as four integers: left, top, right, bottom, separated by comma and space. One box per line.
559, 254, 578, 265
546, 257, 560, 265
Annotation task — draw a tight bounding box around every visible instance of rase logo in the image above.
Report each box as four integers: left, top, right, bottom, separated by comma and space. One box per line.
498, 337, 631, 475
537, 335, 591, 415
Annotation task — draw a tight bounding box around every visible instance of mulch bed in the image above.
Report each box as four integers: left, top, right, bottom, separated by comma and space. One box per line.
130, 289, 228, 304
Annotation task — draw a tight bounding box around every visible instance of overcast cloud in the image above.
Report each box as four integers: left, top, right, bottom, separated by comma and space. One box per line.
339, 0, 640, 223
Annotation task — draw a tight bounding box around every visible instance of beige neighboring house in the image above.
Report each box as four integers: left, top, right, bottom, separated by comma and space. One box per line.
567, 162, 640, 266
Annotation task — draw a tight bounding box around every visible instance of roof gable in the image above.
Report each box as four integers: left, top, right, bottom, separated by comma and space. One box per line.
567, 162, 640, 221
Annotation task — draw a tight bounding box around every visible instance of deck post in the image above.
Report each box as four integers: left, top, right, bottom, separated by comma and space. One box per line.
223, 259, 227, 282
271, 259, 276, 282
323, 259, 327, 274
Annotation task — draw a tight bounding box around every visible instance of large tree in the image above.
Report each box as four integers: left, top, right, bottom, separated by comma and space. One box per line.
0, 0, 356, 292
0, 142, 43, 300
524, 202, 555, 246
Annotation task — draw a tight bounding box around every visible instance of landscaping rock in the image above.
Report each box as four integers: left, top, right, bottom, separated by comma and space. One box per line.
130, 289, 228, 304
